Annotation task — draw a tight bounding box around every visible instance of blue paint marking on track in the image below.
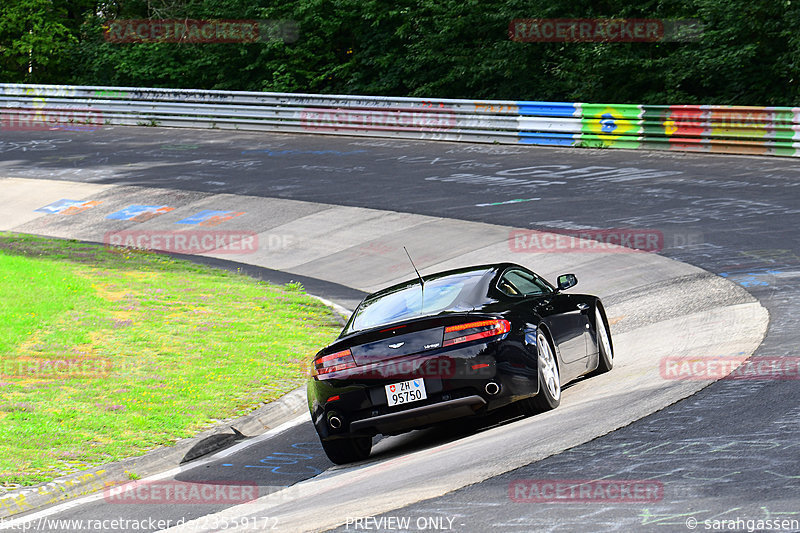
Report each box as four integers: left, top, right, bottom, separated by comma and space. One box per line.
236, 442, 322, 476
719, 269, 784, 287
35, 199, 88, 214
106, 205, 172, 220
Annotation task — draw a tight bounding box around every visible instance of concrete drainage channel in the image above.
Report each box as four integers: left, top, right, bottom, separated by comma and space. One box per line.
0, 177, 768, 531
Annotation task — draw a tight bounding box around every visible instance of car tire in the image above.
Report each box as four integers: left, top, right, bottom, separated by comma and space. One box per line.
522, 330, 561, 414
320, 435, 372, 465
590, 305, 614, 375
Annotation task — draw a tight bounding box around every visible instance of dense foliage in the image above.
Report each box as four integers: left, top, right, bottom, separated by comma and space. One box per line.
1, 0, 798, 104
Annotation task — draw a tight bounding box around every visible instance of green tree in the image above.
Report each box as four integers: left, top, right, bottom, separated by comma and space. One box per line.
1, 0, 797, 105
0, 0, 89, 83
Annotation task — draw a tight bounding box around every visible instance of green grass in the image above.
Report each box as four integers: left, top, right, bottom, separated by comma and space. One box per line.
0, 232, 342, 487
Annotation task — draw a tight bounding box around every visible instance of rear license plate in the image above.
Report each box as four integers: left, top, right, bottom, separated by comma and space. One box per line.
385, 379, 427, 407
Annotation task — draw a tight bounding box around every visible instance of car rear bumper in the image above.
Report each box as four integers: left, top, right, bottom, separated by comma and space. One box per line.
309, 339, 540, 439
348, 395, 487, 435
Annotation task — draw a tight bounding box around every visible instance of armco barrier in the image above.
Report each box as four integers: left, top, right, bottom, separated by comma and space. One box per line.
1, 83, 798, 157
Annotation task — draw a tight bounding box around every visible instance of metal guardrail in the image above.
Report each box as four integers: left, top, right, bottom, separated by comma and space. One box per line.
1, 83, 798, 157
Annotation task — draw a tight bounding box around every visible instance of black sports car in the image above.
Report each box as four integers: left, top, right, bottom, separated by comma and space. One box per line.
307, 262, 614, 464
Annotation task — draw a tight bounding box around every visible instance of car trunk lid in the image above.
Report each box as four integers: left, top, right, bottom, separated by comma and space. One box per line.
349, 327, 445, 366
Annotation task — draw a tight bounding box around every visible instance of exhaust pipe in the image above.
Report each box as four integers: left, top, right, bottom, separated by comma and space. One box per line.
485, 382, 501, 396
328, 415, 342, 429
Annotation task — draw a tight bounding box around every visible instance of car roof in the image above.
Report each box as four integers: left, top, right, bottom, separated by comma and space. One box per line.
340, 262, 532, 337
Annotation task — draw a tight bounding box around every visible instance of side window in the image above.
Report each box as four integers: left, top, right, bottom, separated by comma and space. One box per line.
498, 269, 552, 297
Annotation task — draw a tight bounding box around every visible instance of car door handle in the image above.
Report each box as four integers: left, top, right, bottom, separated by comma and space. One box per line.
576, 303, 589, 311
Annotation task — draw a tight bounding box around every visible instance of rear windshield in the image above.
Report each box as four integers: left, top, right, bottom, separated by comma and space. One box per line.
344, 272, 486, 334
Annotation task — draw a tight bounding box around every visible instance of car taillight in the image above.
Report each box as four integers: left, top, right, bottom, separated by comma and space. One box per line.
443, 319, 511, 347
312, 348, 356, 377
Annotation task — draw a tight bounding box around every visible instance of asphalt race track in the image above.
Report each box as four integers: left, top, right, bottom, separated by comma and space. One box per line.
1, 127, 798, 532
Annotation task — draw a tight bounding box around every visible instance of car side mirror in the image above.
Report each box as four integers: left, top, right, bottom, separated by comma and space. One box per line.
556, 273, 578, 291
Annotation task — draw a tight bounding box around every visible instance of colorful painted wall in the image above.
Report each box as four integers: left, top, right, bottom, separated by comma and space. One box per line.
2, 84, 799, 157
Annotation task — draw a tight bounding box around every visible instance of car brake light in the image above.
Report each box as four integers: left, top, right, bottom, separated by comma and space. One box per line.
312, 349, 356, 377
443, 319, 511, 347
